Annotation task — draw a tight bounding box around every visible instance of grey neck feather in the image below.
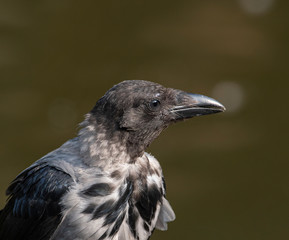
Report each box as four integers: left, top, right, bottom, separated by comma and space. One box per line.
78, 113, 131, 168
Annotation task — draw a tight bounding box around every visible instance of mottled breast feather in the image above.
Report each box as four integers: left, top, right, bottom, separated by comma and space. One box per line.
50, 152, 175, 240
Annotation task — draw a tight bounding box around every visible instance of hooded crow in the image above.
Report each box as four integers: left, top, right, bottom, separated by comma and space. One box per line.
0, 80, 225, 240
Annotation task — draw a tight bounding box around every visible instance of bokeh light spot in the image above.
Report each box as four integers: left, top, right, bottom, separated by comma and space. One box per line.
212, 81, 244, 113
238, 0, 275, 15
48, 99, 77, 131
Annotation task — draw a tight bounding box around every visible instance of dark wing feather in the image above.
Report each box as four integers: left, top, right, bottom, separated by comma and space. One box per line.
0, 164, 73, 240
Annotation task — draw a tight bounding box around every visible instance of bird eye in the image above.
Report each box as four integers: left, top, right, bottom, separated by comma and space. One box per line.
149, 99, 161, 110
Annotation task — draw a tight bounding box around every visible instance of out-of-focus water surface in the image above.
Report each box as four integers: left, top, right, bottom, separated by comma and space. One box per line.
0, 1, 288, 239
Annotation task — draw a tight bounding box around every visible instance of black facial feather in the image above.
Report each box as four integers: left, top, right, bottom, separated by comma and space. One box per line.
89, 80, 179, 160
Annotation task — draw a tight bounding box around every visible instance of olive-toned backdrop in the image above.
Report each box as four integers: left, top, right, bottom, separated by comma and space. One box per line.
1, 1, 288, 239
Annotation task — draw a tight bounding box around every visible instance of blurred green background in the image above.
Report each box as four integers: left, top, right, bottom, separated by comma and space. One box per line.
0, 0, 288, 239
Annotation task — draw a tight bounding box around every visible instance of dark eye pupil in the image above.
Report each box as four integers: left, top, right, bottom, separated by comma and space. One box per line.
150, 99, 160, 108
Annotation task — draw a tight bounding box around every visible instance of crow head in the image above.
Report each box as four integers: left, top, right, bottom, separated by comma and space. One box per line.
89, 80, 225, 160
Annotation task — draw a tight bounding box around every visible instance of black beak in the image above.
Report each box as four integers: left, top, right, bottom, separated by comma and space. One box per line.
171, 93, 225, 120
